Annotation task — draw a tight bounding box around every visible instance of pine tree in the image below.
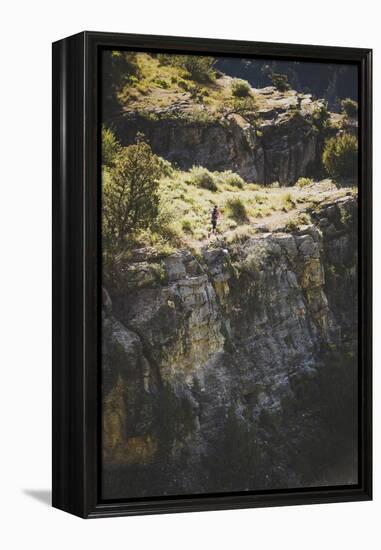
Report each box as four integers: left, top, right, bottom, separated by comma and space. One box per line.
103, 137, 163, 246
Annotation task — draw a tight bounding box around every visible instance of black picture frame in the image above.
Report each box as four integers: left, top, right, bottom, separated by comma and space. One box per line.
52, 31, 372, 519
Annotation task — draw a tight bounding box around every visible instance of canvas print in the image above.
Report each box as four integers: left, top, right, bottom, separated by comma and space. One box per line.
101, 50, 359, 500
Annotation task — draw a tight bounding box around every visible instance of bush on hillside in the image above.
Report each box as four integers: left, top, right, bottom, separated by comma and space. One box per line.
218, 170, 245, 189
158, 156, 175, 177
187, 166, 218, 191
181, 219, 193, 233
312, 102, 330, 131
219, 95, 259, 126
102, 126, 120, 167
155, 78, 170, 89
341, 98, 358, 118
225, 197, 248, 223
157, 54, 215, 83
271, 73, 291, 92
322, 133, 358, 179
103, 138, 163, 246
157, 54, 173, 66
231, 79, 251, 98
181, 55, 216, 82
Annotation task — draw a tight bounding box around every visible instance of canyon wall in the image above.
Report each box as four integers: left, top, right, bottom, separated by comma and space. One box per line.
109, 89, 329, 185
101, 196, 358, 498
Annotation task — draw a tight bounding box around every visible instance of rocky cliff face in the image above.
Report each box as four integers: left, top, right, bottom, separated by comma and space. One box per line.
110, 88, 329, 185
102, 196, 358, 498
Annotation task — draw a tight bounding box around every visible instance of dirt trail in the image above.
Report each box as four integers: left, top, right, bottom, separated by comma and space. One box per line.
191, 184, 355, 248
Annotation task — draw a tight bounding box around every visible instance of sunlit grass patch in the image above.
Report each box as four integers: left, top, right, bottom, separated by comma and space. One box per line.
225, 197, 248, 223
110, 155, 356, 252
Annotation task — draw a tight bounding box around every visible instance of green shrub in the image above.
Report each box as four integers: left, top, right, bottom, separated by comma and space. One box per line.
312, 102, 330, 130
271, 73, 291, 92
102, 126, 120, 167
150, 201, 183, 245
218, 170, 245, 188
157, 54, 173, 66
231, 79, 251, 98
188, 166, 218, 191
296, 177, 313, 188
254, 193, 266, 205
103, 138, 163, 246
158, 156, 174, 177
181, 55, 215, 82
219, 95, 259, 125
341, 98, 358, 118
248, 183, 261, 190
181, 219, 193, 233
155, 221, 182, 242
322, 133, 358, 179
158, 54, 216, 83
127, 75, 139, 86
155, 78, 169, 89
225, 197, 248, 223
187, 107, 214, 124
178, 79, 189, 90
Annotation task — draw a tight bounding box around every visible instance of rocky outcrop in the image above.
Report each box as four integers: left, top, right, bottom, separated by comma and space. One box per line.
110, 89, 328, 185
112, 111, 266, 182
215, 58, 358, 112
102, 197, 358, 498
260, 110, 321, 185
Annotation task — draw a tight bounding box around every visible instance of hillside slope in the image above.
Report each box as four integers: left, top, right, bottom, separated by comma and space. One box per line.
104, 53, 354, 185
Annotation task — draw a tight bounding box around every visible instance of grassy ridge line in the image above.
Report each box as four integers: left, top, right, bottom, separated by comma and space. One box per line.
103, 157, 357, 253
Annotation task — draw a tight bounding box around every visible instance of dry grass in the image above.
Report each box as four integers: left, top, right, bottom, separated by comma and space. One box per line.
117, 53, 236, 115
105, 54, 357, 250
151, 168, 353, 247
103, 153, 354, 253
